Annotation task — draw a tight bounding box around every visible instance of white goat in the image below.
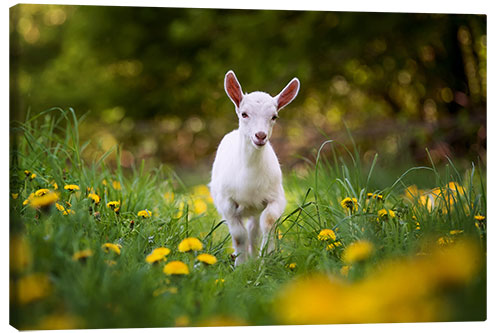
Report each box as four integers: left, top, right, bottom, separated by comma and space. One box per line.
209, 70, 300, 266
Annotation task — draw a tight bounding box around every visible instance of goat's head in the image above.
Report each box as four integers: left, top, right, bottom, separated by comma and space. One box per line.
224, 70, 300, 149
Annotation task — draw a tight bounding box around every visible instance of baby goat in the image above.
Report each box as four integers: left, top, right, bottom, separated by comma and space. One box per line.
209, 70, 300, 266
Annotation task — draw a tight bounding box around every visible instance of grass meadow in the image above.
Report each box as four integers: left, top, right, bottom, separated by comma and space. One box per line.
9, 108, 486, 329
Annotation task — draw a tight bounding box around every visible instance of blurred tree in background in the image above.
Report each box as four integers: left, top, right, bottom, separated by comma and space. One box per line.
10, 5, 486, 174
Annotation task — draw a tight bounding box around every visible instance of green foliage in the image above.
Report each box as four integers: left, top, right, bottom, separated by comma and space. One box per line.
10, 110, 485, 329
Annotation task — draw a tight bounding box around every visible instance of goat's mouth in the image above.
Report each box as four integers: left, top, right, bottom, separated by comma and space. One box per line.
252, 138, 267, 148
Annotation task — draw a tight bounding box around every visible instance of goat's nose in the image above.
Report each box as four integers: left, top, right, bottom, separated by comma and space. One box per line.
255, 132, 267, 140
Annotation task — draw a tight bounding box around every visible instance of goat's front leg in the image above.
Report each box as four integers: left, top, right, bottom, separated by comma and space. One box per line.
247, 216, 261, 257
227, 217, 249, 266
259, 197, 285, 254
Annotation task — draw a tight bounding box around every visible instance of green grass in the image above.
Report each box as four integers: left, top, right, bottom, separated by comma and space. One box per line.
9, 108, 486, 329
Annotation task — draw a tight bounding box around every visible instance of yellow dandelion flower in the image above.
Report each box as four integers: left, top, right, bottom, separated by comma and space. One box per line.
55, 203, 65, 211
15, 273, 51, 305
112, 180, 122, 190
215, 278, 225, 285
145, 247, 171, 264
24, 170, 31, 177
35, 188, 50, 197
342, 240, 374, 264
72, 249, 93, 261
12, 193, 19, 199
196, 253, 217, 265
415, 221, 421, 230
163, 261, 189, 275
102, 243, 122, 255
287, 262, 297, 270
51, 181, 58, 190
317, 229, 336, 241
326, 243, 335, 251
449, 230, 463, 235
88, 193, 100, 204
367, 193, 383, 200
106, 200, 121, 212
29, 191, 59, 209
102, 179, 108, 186
30, 173, 37, 180
178, 237, 203, 252
64, 184, 80, 191
377, 208, 396, 219
138, 209, 152, 218
340, 197, 358, 211
474, 215, 485, 221
193, 198, 208, 215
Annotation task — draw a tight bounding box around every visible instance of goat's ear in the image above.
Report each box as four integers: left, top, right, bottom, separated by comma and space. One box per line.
224, 70, 244, 108
276, 78, 300, 111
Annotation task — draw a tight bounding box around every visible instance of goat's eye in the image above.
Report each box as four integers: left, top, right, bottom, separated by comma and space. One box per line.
271, 115, 278, 121
241, 112, 249, 118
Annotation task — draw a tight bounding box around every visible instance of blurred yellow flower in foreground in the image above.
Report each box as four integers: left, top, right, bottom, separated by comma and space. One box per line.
196, 253, 217, 265
198, 316, 247, 327
102, 243, 122, 255
15, 273, 52, 305
274, 239, 482, 324
317, 229, 336, 241
175, 315, 190, 327
178, 237, 203, 252
10, 235, 32, 273
163, 261, 189, 275
342, 240, 374, 264
29, 191, 59, 209
29, 313, 83, 330
145, 247, 171, 264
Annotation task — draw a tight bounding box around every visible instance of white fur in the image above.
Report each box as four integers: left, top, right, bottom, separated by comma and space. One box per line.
209, 70, 300, 265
